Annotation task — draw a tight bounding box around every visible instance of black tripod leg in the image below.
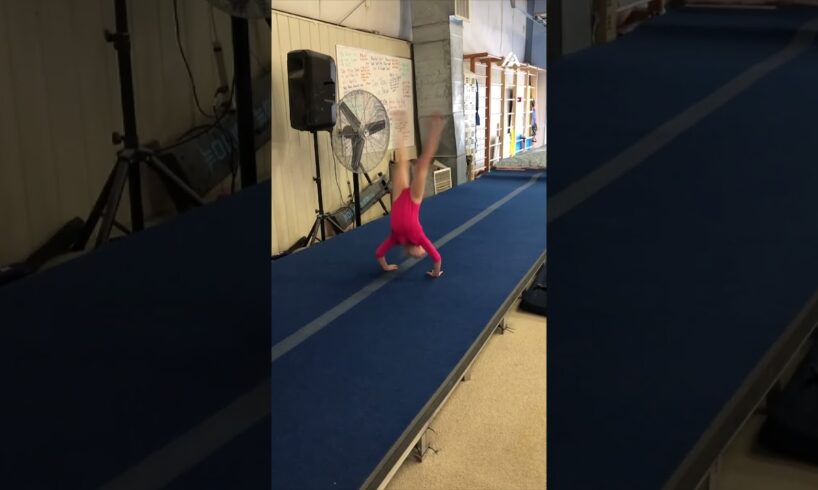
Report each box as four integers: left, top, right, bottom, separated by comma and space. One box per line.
326, 215, 346, 235
73, 164, 119, 250
305, 218, 321, 246
286, 236, 308, 254
147, 156, 204, 206
113, 221, 131, 235
377, 196, 389, 215
96, 158, 131, 247
129, 162, 144, 232
364, 172, 390, 215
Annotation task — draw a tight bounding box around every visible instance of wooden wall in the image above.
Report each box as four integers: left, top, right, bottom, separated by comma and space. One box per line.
0, 0, 270, 265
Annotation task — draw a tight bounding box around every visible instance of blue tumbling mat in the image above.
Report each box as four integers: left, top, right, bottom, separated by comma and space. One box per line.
549, 6, 818, 490
271, 170, 546, 489
0, 183, 271, 489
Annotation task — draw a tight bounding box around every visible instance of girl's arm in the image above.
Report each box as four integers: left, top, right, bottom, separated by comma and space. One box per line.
428, 260, 443, 278
417, 234, 443, 278
375, 235, 399, 271
378, 256, 398, 271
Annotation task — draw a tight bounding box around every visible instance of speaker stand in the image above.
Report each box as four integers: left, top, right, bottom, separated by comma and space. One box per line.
299, 131, 345, 247
74, 0, 203, 250
76, 148, 204, 249
231, 15, 257, 188
352, 172, 362, 227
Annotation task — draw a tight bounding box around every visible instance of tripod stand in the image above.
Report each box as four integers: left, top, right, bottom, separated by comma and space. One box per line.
74, 0, 204, 250
303, 131, 344, 246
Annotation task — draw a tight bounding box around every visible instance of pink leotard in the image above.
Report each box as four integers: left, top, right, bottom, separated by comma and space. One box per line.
375, 189, 441, 263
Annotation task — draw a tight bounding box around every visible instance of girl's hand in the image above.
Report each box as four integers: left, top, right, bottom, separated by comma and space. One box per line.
426, 262, 443, 278
377, 256, 398, 271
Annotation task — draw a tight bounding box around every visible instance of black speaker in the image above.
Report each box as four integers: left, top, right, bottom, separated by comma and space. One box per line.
287, 49, 337, 131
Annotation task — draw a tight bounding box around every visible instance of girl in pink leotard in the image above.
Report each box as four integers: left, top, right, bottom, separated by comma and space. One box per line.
375, 113, 445, 278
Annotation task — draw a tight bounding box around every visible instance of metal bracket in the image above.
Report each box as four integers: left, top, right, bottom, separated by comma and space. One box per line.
695, 454, 722, 490
412, 427, 438, 462
496, 317, 512, 335
104, 29, 130, 52
759, 380, 781, 415
709, 456, 722, 490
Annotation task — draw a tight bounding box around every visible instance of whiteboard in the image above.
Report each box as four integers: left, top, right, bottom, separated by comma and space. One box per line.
335, 45, 415, 149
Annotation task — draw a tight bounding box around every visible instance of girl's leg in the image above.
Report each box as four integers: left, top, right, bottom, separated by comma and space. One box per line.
390, 111, 411, 201
410, 156, 430, 204
391, 143, 410, 200
410, 115, 445, 203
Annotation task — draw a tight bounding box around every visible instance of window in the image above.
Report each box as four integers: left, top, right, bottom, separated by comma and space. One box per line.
455, 0, 471, 21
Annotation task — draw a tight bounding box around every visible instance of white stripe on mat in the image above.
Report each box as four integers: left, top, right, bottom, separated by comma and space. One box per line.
271, 171, 545, 363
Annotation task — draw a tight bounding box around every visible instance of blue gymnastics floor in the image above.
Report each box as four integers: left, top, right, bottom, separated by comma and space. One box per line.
0, 184, 271, 489
549, 7, 818, 195
549, 7, 818, 490
271, 170, 546, 489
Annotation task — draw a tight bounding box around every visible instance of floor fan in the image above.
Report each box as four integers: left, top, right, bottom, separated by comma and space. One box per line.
331, 89, 391, 227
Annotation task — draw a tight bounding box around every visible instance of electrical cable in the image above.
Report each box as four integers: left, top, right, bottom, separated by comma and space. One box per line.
169, 2, 260, 194
208, 5, 256, 193
213, 76, 239, 193
333, 150, 347, 203
156, 113, 228, 154
173, 0, 215, 120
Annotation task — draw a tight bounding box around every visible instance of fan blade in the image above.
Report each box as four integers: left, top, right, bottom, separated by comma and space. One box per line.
339, 101, 362, 133
365, 119, 386, 135
351, 137, 365, 173
340, 126, 357, 139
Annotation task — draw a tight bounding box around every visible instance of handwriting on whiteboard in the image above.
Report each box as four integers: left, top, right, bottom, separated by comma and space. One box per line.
336, 45, 415, 148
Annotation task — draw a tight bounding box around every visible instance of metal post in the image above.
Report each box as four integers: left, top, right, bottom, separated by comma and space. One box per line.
312, 131, 326, 241
111, 0, 143, 231
414, 431, 432, 462
232, 15, 257, 187
353, 173, 362, 227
